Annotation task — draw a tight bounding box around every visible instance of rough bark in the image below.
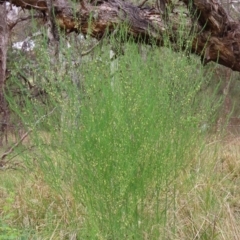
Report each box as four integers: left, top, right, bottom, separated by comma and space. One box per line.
0, 4, 9, 146
1, 0, 240, 72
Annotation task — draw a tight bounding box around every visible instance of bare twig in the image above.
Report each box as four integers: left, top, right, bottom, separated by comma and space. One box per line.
81, 40, 102, 56
138, 0, 149, 8
81, 32, 106, 56
9, 15, 44, 29
1, 130, 32, 161
23, 31, 43, 42
0, 107, 57, 163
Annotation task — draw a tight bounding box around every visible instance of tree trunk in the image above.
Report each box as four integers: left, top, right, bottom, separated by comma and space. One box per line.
0, 4, 9, 146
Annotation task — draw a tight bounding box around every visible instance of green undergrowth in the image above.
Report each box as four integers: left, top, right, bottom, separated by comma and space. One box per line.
2, 27, 226, 239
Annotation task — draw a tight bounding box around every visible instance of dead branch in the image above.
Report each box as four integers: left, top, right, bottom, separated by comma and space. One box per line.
2, 0, 240, 71
0, 107, 57, 164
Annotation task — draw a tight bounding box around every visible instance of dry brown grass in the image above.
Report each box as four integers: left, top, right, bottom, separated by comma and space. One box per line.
0, 133, 239, 239
0, 167, 84, 239
162, 134, 240, 239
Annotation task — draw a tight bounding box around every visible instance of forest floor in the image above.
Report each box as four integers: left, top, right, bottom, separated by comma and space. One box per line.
0, 129, 239, 239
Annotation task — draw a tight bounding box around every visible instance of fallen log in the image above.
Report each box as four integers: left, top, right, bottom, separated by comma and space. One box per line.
1, 0, 240, 72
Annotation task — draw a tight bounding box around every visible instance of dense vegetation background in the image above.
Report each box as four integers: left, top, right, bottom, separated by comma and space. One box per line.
0, 2, 240, 239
